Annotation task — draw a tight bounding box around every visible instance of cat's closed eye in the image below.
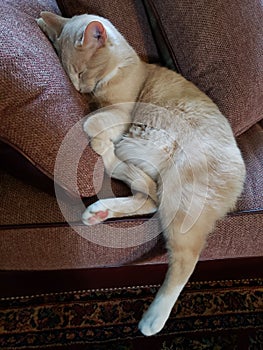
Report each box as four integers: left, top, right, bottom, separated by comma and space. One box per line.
69, 65, 83, 78
78, 69, 88, 80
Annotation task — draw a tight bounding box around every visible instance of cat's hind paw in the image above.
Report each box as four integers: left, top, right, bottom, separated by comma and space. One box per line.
82, 201, 111, 225
138, 298, 171, 336
138, 313, 166, 337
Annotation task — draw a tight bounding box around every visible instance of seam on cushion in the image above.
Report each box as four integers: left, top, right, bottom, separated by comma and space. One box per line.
0, 136, 54, 181
229, 209, 263, 216
0, 136, 81, 199
56, 0, 67, 15
0, 216, 158, 231
143, 0, 180, 73
0, 210, 261, 231
236, 116, 263, 137
0, 285, 161, 301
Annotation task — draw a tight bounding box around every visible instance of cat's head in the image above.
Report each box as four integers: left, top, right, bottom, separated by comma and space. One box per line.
37, 12, 136, 93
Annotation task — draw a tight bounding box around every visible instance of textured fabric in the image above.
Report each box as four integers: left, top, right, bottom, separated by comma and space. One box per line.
0, 119, 262, 269
0, 223, 163, 270
0, 0, 102, 198
0, 122, 262, 270
0, 169, 81, 225
202, 212, 263, 260
57, 0, 159, 63
236, 123, 263, 211
145, 0, 263, 136
0, 168, 130, 226
0, 210, 262, 270
1, 123, 262, 227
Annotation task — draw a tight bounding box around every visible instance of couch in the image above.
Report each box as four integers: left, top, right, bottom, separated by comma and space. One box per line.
0, 0, 262, 349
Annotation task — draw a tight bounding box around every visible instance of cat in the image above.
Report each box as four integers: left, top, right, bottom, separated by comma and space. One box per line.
37, 12, 246, 336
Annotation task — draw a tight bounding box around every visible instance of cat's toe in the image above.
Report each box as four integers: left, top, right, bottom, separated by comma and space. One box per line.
82, 202, 110, 225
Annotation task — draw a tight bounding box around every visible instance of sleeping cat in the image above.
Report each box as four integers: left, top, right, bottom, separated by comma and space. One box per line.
37, 12, 246, 336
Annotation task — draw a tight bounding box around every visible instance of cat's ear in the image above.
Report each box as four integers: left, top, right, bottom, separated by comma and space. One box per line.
38, 11, 69, 43
75, 21, 107, 49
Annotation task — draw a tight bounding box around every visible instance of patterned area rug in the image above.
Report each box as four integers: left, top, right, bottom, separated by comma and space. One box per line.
0, 278, 262, 349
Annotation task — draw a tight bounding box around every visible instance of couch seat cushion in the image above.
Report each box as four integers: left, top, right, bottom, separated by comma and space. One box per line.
0, 122, 262, 270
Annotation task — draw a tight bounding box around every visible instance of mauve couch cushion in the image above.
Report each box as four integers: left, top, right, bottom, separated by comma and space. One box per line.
145, 0, 263, 136
236, 122, 263, 212
0, 122, 262, 270
0, 0, 160, 199
0, 0, 103, 198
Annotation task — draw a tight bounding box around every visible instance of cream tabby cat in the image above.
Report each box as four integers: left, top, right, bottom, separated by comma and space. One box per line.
38, 12, 246, 336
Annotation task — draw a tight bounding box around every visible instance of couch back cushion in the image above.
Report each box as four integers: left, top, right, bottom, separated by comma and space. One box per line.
0, 0, 159, 198
145, 0, 263, 135
0, 0, 103, 197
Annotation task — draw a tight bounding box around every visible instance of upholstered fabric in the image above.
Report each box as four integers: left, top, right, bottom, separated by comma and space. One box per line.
145, 0, 263, 136
0, 122, 262, 270
1, 123, 262, 226
236, 122, 263, 211
0, 169, 77, 225
0, 0, 102, 198
0, 0, 262, 271
0, 223, 164, 270
56, 0, 159, 63
0, 212, 262, 270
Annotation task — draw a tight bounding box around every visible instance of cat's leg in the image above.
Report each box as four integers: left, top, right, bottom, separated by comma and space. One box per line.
82, 192, 157, 225
91, 138, 158, 202
137, 159, 216, 336
101, 143, 158, 202
139, 191, 221, 336
84, 111, 157, 202
138, 216, 208, 336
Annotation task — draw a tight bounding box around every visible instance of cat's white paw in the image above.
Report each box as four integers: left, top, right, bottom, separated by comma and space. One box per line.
138, 307, 168, 336
139, 285, 184, 336
83, 117, 101, 140
138, 294, 176, 336
90, 138, 108, 156
82, 201, 112, 225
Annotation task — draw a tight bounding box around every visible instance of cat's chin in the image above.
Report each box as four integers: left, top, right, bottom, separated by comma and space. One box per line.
79, 86, 93, 94
79, 80, 98, 94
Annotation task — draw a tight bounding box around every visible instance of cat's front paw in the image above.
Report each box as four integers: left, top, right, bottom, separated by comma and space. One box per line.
90, 138, 108, 156
83, 117, 98, 139
82, 201, 111, 225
